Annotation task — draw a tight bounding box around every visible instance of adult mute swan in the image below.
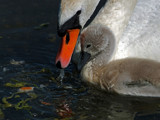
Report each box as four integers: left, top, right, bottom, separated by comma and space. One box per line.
55, 0, 160, 96
56, 0, 138, 68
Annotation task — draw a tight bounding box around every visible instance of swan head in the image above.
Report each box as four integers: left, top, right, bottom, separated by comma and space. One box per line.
55, 0, 101, 69
78, 24, 115, 70
58, 0, 101, 36
77, 24, 115, 84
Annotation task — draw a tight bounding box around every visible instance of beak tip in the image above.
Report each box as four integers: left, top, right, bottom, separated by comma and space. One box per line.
56, 59, 68, 69
56, 61, 62, 69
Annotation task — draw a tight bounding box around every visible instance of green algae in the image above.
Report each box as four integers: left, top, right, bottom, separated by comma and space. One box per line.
48, 34, 56, 42
22, 68, 53, 75
1, 66, 55, 117
2, 94, 14, 108
0, 109, 4, 120
4, 82, 27, 88
14, 93, 37, 110
38, 68, 52, 74
50, 76, 56, 81
34, 23, 50, 30
15, 95, 20, 98
5, 78, 37, 88
1, 92, 37, 111
14, 98, 32, 110
27, 93, 38, 99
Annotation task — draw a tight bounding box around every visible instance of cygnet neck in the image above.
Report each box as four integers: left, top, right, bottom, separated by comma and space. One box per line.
81, 25, 116, 84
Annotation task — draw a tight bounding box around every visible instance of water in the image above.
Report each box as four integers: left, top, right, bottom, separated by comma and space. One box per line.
0, 0, 160, 120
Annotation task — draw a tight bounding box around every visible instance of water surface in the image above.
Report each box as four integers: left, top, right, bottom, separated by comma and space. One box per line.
0, 1, 160, 120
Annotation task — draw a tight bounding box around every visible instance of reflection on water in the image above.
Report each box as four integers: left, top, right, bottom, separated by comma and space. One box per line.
0, 0, 160, 120
76, 90, 160, 120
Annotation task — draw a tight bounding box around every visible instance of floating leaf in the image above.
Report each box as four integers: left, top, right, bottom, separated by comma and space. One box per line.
18, 87, 34, 93
10, 59, 25, 65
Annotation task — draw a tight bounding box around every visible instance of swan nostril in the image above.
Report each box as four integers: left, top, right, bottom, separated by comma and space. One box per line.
66, 32, 70, 44
56, 61, 62, 69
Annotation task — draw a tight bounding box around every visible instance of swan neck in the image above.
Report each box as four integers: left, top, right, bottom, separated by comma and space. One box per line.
81, 28, 116, 84
92, 0, 137, 42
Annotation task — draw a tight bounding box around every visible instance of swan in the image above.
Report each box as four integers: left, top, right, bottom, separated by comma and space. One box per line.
79, 24, 160, 97
55, 0, 160, 96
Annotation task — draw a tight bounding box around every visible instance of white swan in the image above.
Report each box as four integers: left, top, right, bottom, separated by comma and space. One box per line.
56, 0, 160, 96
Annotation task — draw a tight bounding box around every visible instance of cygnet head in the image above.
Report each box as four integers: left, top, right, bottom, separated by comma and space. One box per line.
78, 24, 115, 70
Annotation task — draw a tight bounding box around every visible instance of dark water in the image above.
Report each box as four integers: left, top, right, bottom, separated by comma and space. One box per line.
0, 1, 160, 120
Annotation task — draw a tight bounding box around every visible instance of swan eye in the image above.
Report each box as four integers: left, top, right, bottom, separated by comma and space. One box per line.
66, 32, 70, 44
86, 44, 91, 48
76, 10, 81, 15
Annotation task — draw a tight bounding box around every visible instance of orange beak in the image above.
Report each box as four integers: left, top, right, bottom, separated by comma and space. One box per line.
56, 29, 80, 68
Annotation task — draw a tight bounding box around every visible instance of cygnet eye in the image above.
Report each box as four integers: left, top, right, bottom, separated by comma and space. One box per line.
86, 44, 91, 48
